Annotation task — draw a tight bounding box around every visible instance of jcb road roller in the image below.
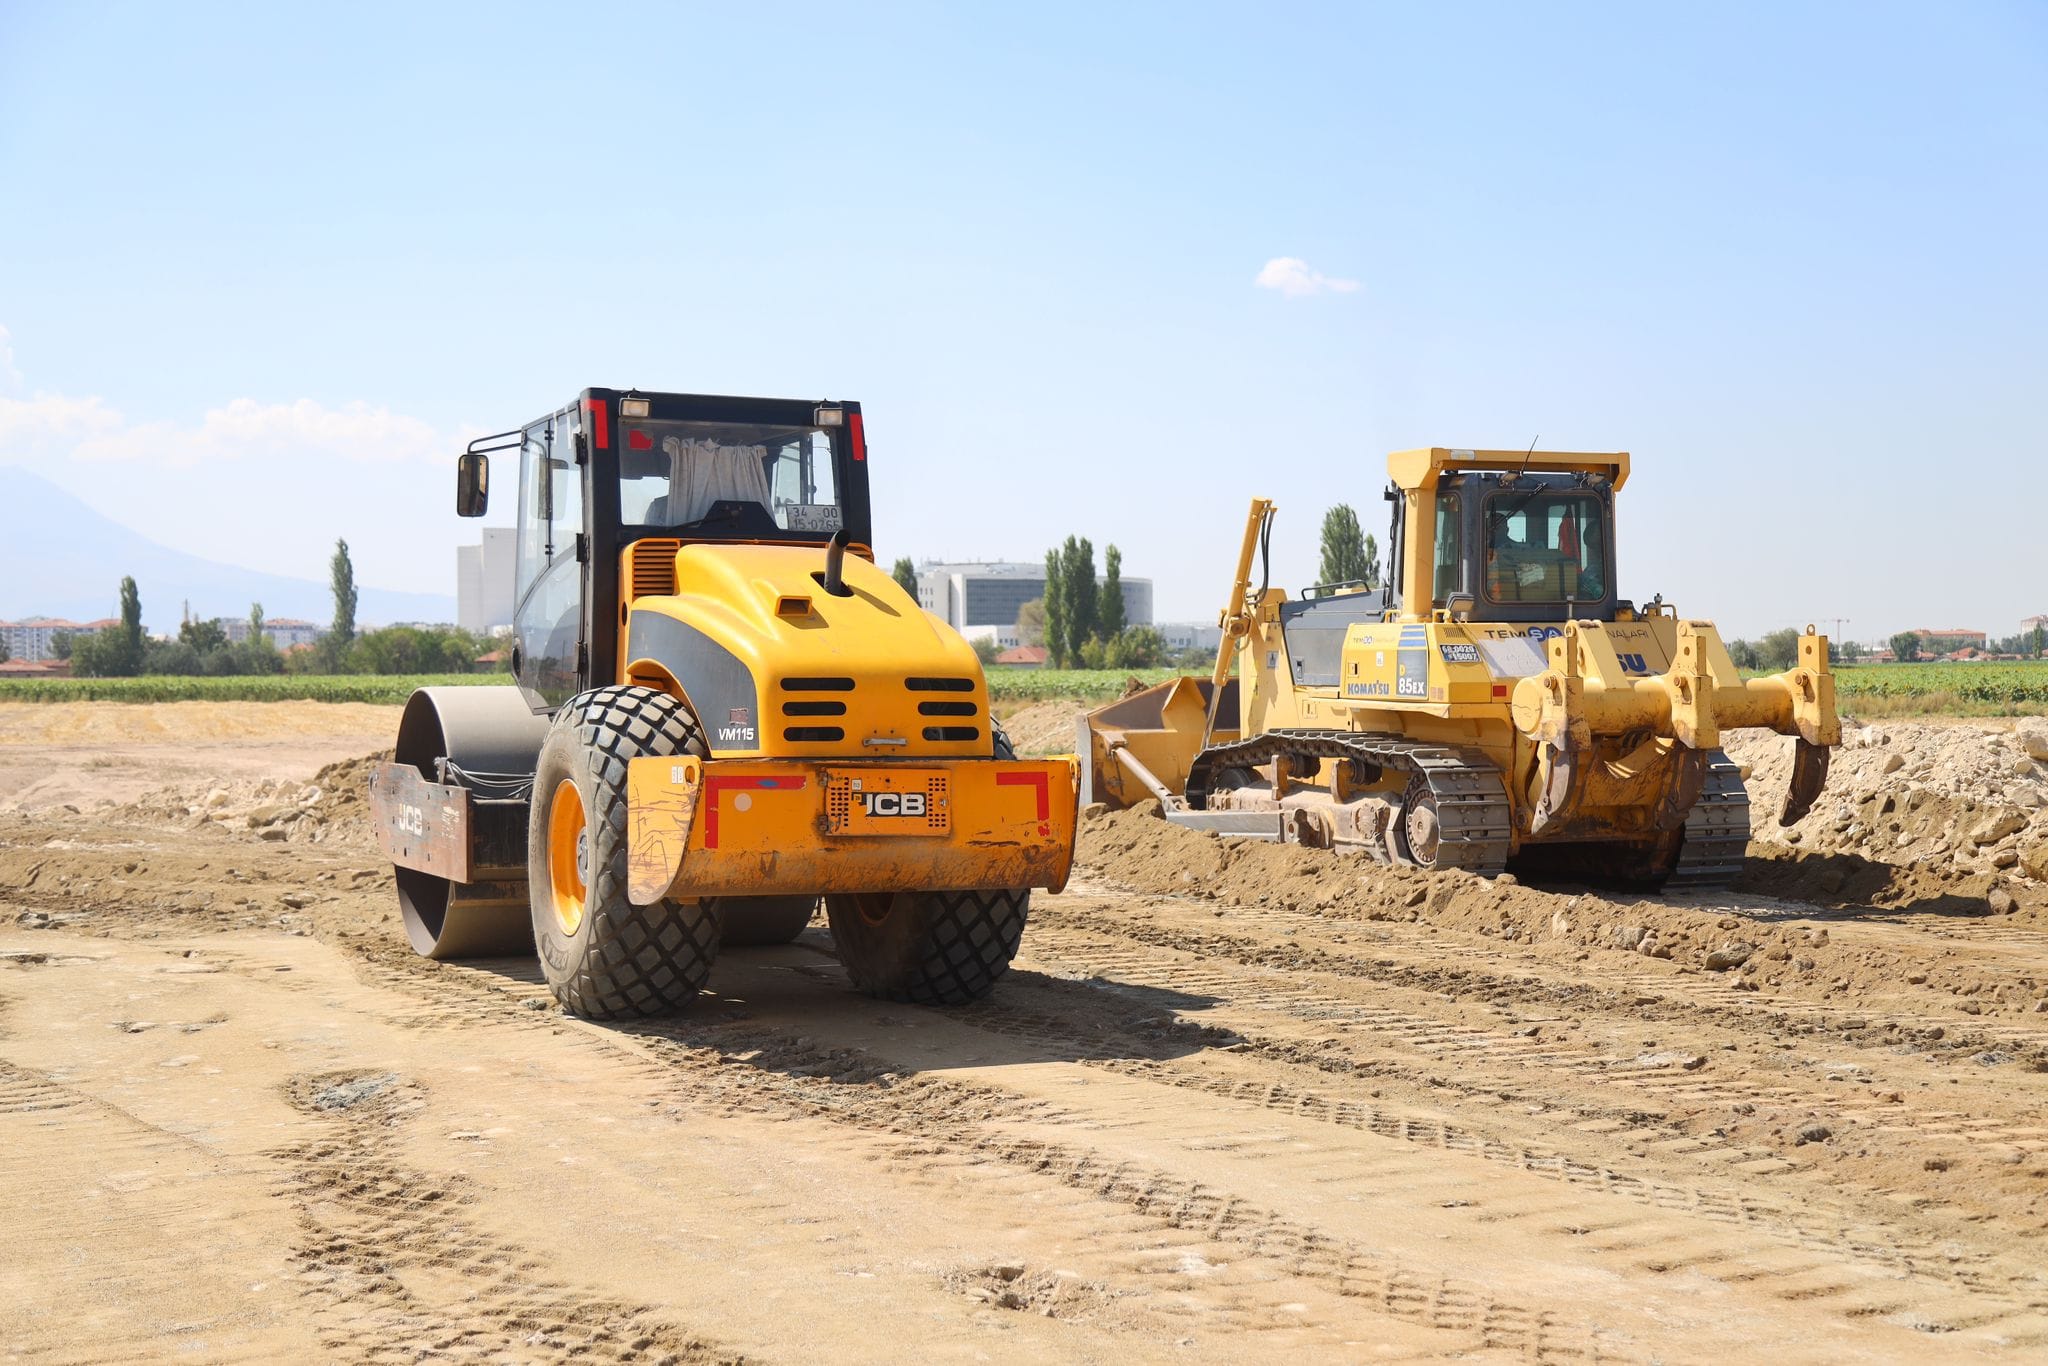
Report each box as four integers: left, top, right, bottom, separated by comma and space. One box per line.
369, 389, 1078, 1018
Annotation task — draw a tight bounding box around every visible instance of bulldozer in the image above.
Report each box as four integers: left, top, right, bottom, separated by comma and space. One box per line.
1081, 448, 1837, 886
368, 388, 1077, 1018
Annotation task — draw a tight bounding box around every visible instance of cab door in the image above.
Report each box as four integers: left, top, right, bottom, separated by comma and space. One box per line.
512, 410, 586, 709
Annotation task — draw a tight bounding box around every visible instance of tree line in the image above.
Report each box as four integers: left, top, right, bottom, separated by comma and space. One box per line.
1031, 537, 1165, 668
62, 540, 507, 678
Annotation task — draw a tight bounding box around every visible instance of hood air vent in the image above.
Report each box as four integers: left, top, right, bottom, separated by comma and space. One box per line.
627, 539, 681, 600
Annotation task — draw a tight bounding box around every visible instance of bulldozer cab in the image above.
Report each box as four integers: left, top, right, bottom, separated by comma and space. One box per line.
1381, 448, 1626, 624
460, 389, 873, 710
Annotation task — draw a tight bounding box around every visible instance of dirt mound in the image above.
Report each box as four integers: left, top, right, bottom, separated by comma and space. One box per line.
107, 749, 392, 849
1076, 804, 2048, 1024
997, 702, 1082, 757
1725, 718, 2048, 883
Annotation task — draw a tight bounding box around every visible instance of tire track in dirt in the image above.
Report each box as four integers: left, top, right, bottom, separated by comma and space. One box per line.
66, 862, 2048, 1354
341, 926, 2046, 1356
328, 938, 1607, 1360
270, 1068, 738, 1365
1048, 889, 2048, 1063
966, 976, 2048, 1332
1021, 912, 2029, 1156
0, 1055, 296, 1363
608, 1020, 1590, 1361
986, 917, 2048, 1337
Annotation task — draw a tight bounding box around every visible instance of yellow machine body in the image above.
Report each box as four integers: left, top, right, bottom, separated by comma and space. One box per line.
1083, 448, 1837, 882
612, 540, 1076, 901
625, 753, 1076, 905
375, 387, 1077, 1000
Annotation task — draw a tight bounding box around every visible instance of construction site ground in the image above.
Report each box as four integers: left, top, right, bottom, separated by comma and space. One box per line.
3, 699, 2047, 1363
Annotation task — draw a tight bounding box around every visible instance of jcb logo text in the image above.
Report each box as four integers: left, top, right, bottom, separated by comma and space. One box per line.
859, 791, 927, 818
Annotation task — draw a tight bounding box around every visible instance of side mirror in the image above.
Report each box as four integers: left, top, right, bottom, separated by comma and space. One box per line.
456, 452, 489, 517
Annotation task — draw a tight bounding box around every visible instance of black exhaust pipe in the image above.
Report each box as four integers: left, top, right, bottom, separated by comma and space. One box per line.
821, 528, 853, 596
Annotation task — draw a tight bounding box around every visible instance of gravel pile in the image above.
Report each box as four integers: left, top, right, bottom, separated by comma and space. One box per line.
1726, 718, 2048, 882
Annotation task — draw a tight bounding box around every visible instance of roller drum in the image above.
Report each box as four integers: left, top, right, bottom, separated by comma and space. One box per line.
390, 686, 549, 960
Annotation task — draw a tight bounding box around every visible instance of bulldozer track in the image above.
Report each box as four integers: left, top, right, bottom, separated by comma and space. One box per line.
1187, 729, 1513, 874
1666, 750, 1753, 889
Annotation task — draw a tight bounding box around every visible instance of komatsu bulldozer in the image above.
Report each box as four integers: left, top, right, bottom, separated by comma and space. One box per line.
1081, 448, 1837, 887
368, 388, 1077, 1018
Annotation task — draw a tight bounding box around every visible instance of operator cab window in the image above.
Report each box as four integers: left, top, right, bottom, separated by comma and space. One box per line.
619, 420, 844, 537
1432, 492, 1462, 604
1484, 491, 1608, 604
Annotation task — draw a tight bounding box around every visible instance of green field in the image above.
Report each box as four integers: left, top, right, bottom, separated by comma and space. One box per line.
986, 668, 1183, 703
987, 663, 2048, 712
0, 670, 1176, 706
1828, 661, 2048, 714
0, 673, 508, 705
5, 661, 2041, 714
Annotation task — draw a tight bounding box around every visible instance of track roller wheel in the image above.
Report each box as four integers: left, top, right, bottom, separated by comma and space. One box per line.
1394, 774, 1442, 868
527, 686, 720, 1019
825, 889, 1029, 1005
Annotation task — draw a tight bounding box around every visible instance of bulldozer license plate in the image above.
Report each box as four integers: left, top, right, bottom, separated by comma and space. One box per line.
824, 770, 951, 837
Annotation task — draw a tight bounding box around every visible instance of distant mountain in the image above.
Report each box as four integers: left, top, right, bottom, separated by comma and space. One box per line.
0, 466, 457, 627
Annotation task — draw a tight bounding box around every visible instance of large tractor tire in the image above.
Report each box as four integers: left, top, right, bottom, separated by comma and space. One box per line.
713, 895, 818, 947
528, 686, 721, 1019
825, 888, 1029, 1006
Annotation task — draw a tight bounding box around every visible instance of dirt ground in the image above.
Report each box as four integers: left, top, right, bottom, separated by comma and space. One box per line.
3, 704, 2047, 1363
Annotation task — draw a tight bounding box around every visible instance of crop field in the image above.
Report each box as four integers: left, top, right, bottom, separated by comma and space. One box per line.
0, 671, 1167, 706
8, 661, 2043, 712
1832, 661, 2048, 713
0, 672, 505, 704
986, 666, 1183, 702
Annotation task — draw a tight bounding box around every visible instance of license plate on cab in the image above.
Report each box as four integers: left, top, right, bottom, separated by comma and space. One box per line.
824, 770, 951, 836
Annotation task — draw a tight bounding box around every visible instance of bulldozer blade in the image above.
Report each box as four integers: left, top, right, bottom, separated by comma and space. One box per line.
1780, 737, 1831, 827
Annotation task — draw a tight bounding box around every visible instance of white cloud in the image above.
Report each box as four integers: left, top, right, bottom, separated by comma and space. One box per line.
0, 325, 21, 388
0, 392, 453, 469
1254, 257, 1359, 298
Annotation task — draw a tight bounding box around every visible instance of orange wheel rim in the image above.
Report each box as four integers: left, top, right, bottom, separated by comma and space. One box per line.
546, 777, 587, 935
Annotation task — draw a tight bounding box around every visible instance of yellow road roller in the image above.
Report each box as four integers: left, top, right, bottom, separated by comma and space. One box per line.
370, 388, 1077, 1017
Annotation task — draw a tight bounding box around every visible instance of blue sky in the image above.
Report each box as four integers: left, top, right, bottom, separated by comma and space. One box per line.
2, 1, 2043, 640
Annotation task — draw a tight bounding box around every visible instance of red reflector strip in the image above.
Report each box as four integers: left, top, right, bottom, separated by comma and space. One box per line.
1492, 684, 1508, 698
585, 398, 610, 450
996, 769, 1052, 835
627, 427, 653, 451
848, 410, 866, 462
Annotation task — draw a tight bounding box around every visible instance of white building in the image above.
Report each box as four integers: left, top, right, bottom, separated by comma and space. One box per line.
0, 616, 109, 662
915, 560, 1152, 638
1156, 621, 1224, 654
220, 617, 325, 650
458, 528, 518, 634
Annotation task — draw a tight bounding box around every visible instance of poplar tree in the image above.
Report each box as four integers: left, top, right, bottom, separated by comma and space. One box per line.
1042, 549, 1068, 666
1100, 544, 1126, 640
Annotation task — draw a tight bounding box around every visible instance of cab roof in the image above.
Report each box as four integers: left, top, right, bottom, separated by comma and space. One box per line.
1387, 447, 1630, 493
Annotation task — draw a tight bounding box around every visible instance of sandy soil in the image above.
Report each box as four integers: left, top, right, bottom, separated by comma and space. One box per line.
0, 702, 400, 812
3, 704, 2046, 1362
